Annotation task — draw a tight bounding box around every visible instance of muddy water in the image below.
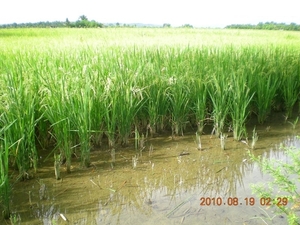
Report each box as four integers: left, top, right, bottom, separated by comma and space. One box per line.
5, 114, 300, 225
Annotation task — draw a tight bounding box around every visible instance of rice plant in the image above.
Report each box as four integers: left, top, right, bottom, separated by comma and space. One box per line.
40, 72, 73, 172
191, 77, 208, 134
69, 65, 93, 167
1, 28, 300, 190
253, 70, 280, 124
229, 72, 254, 141
116, 80, 145, 146
146, 78, 169, 136
102, 77, 119, 148
208, 72, 231, 137
167, 78, 191, 137
3, 71, 39, 179
0, 114, 15, 219
281, 66, 300, 117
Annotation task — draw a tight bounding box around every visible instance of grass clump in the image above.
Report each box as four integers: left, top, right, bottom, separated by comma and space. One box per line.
249, 136, 300, 225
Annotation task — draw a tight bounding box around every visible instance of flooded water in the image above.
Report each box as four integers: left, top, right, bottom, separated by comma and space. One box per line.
4, 113, 300, 225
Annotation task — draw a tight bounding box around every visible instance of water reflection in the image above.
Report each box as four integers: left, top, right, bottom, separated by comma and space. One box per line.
7, 132, 300, 224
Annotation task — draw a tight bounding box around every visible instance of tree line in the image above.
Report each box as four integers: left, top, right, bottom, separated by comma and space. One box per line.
0, 15, 196, 29
0, 16, 104, 28
225, 22, 300, 31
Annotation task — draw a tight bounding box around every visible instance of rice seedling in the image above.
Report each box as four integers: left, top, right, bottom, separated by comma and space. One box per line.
139, 134, 145, 152
9, 213, 20, 224
251, 127, 258, 150
151, 162, 155, 173
132, 155, 138, 169
220, 133, 228, 150
134, 126, 140, 151
111, 148, 115, 169
195, 131, 202, 150
288, 116, 299, 130
149, 143, 154, 156
54, 153, 61, 180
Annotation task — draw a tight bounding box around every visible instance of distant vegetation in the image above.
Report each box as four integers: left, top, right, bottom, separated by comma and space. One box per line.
1, 16, 300, 31
0, 15, 104, 28
226, 22, 300, 31
0, 15, 195, 29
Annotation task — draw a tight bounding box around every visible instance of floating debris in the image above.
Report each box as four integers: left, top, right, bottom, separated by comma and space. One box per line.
179, 151, 190, 156
60, 213, 68, 221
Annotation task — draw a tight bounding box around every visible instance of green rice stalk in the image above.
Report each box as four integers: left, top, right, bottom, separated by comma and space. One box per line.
116, 80, 145, 146
146, 79, 169, 136
167, 78, 191, 137
192, 77, 208, 133
3, 72, 39, 178
103, 77, 118, 148
40, 72, 73, 172
208, 73, 231, 137
0, 114, 16, 219
229, 72, 254, 141
281, 63, 299, 117
69, 65, 93, 168
90, 74, 105, 148
254, 71, 280, 124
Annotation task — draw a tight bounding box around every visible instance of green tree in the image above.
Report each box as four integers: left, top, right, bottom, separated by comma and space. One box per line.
79, 15, 88, 21
181, 24, 193, 28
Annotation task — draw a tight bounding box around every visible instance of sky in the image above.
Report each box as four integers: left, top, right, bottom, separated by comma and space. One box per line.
1, 0, 300, 28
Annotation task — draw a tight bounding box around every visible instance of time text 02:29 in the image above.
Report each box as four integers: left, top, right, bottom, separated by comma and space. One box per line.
200, 197, 288, 206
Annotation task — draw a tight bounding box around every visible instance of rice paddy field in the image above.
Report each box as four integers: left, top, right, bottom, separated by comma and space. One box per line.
0, 28, 300, 224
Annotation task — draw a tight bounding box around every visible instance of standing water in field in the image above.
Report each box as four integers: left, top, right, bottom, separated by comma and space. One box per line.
5, 114, 300, 225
